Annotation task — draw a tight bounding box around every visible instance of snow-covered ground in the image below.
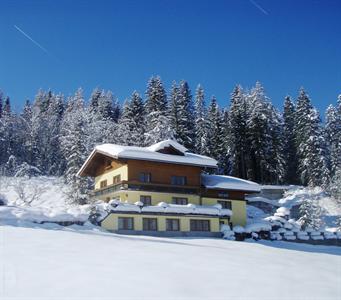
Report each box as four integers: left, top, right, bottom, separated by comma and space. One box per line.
1, 223, 340, 299
0, 176, 91, 224
1, 176, 341, 299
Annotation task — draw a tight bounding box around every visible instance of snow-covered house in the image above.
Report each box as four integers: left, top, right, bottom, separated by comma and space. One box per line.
78, 140, 260, 236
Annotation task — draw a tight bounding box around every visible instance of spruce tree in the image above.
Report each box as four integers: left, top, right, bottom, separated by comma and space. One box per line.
295, 88, 329, 187
228, 85, 249, 179
194, 85, 208, 155
283, 96, 299, 183
325, 103, 341, 178
176, 80, 195, 150
119, 91, 146, 146
207, 96, 224, 166
246, 82, 284, 183
144, 76, 173, 145
60, 89, 89, 204
0, 91, 3, 118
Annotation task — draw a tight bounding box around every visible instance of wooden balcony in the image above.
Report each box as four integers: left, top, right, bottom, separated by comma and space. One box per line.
92, 180, 201, 197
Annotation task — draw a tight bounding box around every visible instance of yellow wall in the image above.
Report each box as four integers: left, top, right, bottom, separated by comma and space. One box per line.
101, 213, 220, 232
201, 197, 246, 226
115, 190, 201, 206
94, 165, 128, 190
98, 191, 246, 226
230, 200, 246, 226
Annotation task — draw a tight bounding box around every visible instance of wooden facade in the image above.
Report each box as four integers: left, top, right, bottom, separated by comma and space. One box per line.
127, 159, 202, 187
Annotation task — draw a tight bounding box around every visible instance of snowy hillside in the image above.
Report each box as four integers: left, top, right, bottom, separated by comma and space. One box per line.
1, 224, 340, 299
247, 186, 341, 229
0, 176, 340, 299
0, 176, 91, 224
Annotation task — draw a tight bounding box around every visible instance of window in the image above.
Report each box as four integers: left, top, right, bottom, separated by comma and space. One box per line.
143, 218, 157, 231
139, 172, 151, 183
218, 200, 232, 210
113, 175, 121, 184
100, 180, 107, 188
166, 219, 180, 231
140, 195, 152, 206
218, 191, 229, 198
172, 197, 188, 205
190, 219, 210, 232
171, 176, 187, 185
118, 217, 134, 230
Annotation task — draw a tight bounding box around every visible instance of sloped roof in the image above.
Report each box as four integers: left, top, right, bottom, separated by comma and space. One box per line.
77, 140, 217, 176
201, 174, 261, 192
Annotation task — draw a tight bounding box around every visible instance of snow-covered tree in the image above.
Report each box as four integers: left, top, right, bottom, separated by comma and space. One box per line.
283, 96, 299, 184
0, 91, 3, 118
246, 82, 284, 183
119, 91, 146, 146
227, 85, 249, 179
176, 81, 195, 150
194, 84, 208, 155
329, 166, 341, 203
60, 89, 89, 204
325, 102, 341, 178
295, 88, 329, 187
144, 76, 173, 145
206, 96, 224, 165
299, 198, 323, 230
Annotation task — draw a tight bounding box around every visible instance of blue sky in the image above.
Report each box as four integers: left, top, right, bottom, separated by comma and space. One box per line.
0, 0, 340, 114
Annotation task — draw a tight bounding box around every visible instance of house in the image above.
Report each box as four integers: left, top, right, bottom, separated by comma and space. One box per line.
77, 140, 260, 236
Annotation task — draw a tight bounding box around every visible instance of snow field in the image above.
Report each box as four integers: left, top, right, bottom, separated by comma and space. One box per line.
1, 224, 340, 300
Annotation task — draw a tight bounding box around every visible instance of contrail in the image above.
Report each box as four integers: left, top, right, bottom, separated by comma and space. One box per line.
14, 25, 50, 54
249, 0, 269, 15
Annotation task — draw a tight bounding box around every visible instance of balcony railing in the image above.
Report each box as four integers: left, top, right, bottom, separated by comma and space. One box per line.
91, 180, 201, 197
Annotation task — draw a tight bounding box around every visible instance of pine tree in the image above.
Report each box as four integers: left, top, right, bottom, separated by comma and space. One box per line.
228, 85, 249, 179
329, 166, 341, 203
119, 91, 146, 146
246, 82, 284, 183
0, 91, 3, 118
169, 81, 181, 140
325, 103, 341, 178
3, 96, 11, 115
60, 89, 89, 204
176, 80, 195, 150
144, 76, 173, 145
299, 198, 323, 230
295, 88, 329, 187
283, 96, 299, 183
0, 96, 15, 167
207, 96, 224, 165
194, 85, 208, 155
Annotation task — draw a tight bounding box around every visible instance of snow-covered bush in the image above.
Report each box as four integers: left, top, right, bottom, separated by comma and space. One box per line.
221, 224, 235, 240
233, 225, 245, 233
245, 222, 272, 233
275, 207, 290, 218
14, 162, 41, 178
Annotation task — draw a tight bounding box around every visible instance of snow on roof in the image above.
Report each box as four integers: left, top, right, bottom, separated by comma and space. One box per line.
201, 174, 261, 192
146, 139, 188, 153
78, 140, 217, 176
108, 202, 232, 217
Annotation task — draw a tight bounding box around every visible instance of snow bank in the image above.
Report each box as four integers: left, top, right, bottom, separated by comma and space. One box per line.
275, 207, 290, 217
245, 222, 272, 233
0, 176, 92, 225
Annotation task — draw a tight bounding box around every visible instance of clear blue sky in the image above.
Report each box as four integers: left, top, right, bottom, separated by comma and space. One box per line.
0, 0, 340, 114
